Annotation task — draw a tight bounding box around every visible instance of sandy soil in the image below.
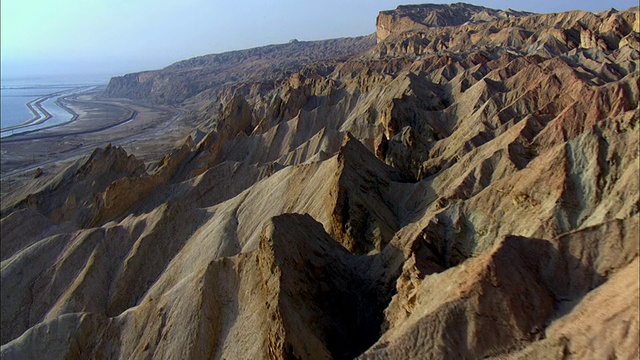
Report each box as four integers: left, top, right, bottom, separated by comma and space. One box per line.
0, 90, 193, 204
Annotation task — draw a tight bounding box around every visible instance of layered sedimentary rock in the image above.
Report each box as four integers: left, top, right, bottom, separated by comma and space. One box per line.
2, 3, 639, 359
104, 37, 375, 104
376, 3, 533, 43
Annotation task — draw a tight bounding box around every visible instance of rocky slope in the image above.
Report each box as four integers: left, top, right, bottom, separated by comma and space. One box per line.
376, 3, 533, 42
103, 36, 376, 104
2, 3, 639, 359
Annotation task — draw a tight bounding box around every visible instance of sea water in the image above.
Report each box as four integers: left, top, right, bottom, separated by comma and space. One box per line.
1, 85, 71, 128
0, 75, 108, 136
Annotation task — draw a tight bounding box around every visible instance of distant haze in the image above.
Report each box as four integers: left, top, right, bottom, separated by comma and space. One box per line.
2, 0, 637, 82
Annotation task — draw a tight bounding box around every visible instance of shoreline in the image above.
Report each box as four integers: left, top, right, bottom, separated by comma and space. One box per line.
0, 87, 95, 137
0, 87, 90, 140
0, 103, 136, 143
24, 96, 52, 125
3, 92, 65, 135
0, 93, 189, 179
5, 89, 71, 128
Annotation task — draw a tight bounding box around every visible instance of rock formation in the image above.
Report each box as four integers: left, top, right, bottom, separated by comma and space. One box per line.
1, 3, 638, 359
376, 3, 533, 43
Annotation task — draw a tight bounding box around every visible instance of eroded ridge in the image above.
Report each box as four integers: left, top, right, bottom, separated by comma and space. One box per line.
1, 4, 638, 359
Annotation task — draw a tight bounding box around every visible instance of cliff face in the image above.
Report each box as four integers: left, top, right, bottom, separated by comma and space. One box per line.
104, 36, 376, 104
375, 5, 638, 57
376, 3, 533, 43
2, 3, 639, 359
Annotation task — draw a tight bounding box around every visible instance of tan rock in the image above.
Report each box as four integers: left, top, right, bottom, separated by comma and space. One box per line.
1, 4, 638, 359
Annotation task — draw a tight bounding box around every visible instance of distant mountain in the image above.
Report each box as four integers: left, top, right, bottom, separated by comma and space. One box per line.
104, 36, 375, 104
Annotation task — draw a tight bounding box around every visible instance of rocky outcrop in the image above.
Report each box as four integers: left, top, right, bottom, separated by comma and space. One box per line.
7, 144, 146, 227
104, 36, 375, 104
362, 217, 638, 359
2, 3, 639, 359
375, 6, 637, 57
376, 3, 532, 43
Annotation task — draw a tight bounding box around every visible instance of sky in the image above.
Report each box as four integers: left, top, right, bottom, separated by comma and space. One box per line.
1, 0, 637, 83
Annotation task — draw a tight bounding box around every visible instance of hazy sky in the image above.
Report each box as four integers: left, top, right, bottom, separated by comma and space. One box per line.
2, 0, 637, 82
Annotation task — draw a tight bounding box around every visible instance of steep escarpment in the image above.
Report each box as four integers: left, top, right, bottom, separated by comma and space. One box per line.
2, 3, 639, 360
376, 3, 533, 42
104, 36, 376, 104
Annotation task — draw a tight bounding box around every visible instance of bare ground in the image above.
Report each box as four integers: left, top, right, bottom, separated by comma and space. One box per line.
0, 90, 191, 208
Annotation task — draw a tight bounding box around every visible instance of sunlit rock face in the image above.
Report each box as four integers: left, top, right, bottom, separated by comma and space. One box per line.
2, 3, 639, 359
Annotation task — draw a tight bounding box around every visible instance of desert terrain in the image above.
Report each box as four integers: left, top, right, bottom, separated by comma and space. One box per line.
1, 90, 191, 203
1, 3, 638, 359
